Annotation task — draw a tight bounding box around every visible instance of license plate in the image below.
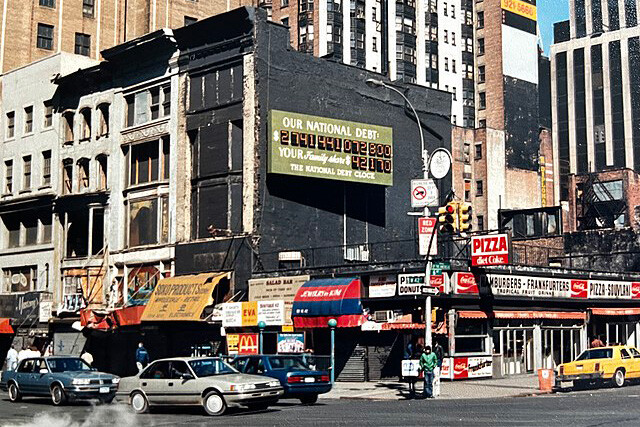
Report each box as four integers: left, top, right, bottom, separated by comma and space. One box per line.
304, 377, 315, 383
99, 387, 109, 394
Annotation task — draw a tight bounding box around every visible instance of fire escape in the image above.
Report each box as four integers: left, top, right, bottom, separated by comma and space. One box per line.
576, 173, 627, 230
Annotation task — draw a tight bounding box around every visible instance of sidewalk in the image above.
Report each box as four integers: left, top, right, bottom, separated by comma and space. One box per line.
320, 374, 544, 400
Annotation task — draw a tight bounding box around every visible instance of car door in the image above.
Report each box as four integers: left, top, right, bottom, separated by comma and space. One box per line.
619, 348, 635, 377
139, 361, 172, 404
32, 359, 51, 395
232, 357, 250, 374
628, 348, 640, 378
15, 359, 36, 394
167, 361, 199, 404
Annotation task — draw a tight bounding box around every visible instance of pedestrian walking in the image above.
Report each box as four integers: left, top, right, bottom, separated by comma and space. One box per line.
419, 345, 438, 398
5, 345, 18, 371
81, 350, 94, 367
433, 341, 444, 397
17, 346, 29, 363
591, 336, 605, 348
136, 342, 150, 371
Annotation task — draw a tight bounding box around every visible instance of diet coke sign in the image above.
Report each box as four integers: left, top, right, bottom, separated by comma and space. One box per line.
471, 234, 510, 266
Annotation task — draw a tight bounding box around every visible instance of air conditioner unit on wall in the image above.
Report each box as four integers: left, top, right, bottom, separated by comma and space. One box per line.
374, 310, 395, 322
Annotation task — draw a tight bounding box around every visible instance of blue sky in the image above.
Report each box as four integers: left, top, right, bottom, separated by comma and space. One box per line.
538, 0, 570, 54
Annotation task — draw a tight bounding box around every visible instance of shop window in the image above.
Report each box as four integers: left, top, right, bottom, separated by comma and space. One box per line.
63, 159, 73, 194
63, 112, 74, 144
97, 104, 109, 137
80, 108, 91, 141
42, 150, 51, 187
2, 266, 36, 293
6, 111, 14, 139
24, 106, 33, 134
4, 160, 12, 193
128, 196, 168, 248
77, 158, 90, 190
128, 139, 169, 186
22, 155, 31, 190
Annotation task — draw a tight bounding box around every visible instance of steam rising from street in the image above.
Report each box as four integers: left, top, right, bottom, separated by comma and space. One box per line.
5, 404, 141, 427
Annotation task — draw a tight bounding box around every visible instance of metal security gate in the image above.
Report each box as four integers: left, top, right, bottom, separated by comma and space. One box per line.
541, 327, 583, 368
495, 327, 535, 376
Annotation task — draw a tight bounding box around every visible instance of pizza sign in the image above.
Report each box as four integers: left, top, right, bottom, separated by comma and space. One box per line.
471, 234, 510, 266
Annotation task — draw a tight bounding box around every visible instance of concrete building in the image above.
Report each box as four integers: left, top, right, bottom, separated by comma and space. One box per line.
0, 0, 256, 74
551, 0, 640, 203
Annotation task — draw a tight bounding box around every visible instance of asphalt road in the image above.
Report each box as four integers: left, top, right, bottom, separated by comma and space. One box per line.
2, 386, 640, 427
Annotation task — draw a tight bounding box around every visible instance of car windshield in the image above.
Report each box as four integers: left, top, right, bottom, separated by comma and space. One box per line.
188, 358, 237, 377
47, 358, 93, 373
267, 356, 310, 371
575, 348, 613, 361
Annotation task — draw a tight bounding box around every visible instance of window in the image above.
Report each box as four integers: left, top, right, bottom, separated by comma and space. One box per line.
477, 215, 484, 231
128, 139, 170, 186
373, 37, 377, 52
23, 156, 31, 191
3, 267, 37, 292
476, 180, 483, 196
444, 29, 448, 43
63, 112, 74, 144
65, 206, 103, 257
82, 0, 94, 17
4, 160, 13, 194
474, 143, 482, 159
97, 156, 107, 190
128, 196, 169, 247
42, 214, 52, 243
478, 65, 486, 83
451, 4, 455, 18
24, 106, 33, 134
479, 92, 486, 109
80, 108, 91, 140
44, 102, 53, 128
479, 119, 486, 128
444, 57, 449, 71
477, 38, 485, 55
477, 11, 484, 28
74, 33, 90, 56
452, 59, 456, 73
281, 17, 289, 26
443, 2, 448, 15
97, 104, 109, 137
451, 32, 456, 46
282, 0, 289, 5
39, 0, 55, 7
63, 160, 73, 194
125, 86, 171, 127
184, 16, 197, 26
6, 111, 14, 139
78, 158, 89, 190
37, 24, 54, 50
42, 150, 51, 187
452, 87, 457, 100
141, 361, 171, 380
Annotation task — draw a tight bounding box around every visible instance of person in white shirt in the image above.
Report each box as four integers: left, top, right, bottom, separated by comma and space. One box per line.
5, 345, 18, 371
17, 346, 29, 363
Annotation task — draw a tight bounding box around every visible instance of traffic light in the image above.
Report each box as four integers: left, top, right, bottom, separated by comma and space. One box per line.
438, 202, 458, 233
458, 202, 472, 232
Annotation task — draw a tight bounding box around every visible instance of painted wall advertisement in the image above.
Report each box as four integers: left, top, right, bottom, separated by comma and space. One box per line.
368, 274, 396, 298
268, 110, 393, 186
454, 273, 640, 301
227, 333, 259, 355
277, 333, 305, 354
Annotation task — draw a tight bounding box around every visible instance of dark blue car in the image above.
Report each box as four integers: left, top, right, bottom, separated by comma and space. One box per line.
231, 355, 331, 404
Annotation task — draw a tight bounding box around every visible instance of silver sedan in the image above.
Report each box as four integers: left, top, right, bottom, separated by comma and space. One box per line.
116, 357, 283, 416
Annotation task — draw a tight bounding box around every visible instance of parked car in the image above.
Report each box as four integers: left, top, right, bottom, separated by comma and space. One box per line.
230, 355, 331, 404
116, 357, 283, 416
0, 356, 119, 405
556, 345, 640, 389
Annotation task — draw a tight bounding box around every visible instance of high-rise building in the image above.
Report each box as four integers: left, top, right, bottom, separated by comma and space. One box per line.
0, 0, 256, 73
551, 0, 640, 202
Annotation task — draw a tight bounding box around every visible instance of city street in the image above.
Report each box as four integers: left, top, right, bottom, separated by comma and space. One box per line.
3, 386, 640, 427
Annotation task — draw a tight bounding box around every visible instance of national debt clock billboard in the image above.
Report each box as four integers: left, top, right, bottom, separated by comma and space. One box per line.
268, 110, 393, 186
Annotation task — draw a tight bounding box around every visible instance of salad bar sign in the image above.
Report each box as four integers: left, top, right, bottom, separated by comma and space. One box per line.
268, 110, 393, 186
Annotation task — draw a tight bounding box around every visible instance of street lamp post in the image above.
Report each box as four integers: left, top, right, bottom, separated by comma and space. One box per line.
258, 321, 266, 354
366, 78, 433, 348
328, 318, 337, 384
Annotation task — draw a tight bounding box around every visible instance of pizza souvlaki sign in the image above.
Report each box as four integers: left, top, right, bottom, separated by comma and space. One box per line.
454, 273, 640, 300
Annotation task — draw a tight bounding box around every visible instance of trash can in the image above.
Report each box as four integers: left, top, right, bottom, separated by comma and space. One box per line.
537, 368, 554, 392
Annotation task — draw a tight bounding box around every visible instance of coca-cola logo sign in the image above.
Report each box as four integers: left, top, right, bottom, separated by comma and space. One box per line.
455, 273, 479, 294
633, 283, 640, 299
570, 280, 588, 298
453, 358, 468, 379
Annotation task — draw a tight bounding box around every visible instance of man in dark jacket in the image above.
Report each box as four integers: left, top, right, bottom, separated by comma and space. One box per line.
136, 342, 150, 371
433, 341, 445, 396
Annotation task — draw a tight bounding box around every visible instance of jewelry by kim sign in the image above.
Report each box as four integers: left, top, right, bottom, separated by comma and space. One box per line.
268, 110, 394, 186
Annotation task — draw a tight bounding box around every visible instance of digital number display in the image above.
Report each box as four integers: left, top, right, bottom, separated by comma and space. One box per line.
269, 110, 394, 186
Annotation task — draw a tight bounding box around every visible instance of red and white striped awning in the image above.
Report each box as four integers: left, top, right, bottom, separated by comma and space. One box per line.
457, 310, 586, 320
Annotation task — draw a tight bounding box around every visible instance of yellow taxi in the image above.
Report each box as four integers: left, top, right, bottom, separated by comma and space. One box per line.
556, 345, 640, 389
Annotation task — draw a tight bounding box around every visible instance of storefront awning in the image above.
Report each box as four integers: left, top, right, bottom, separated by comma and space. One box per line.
457, 310, 586, 320
292, 278, 366, 328
80, 309, 117, 330
380, 322, 447, 334
141, 272, 230, 321
590, 308, 640, 316
0, 318, 14, 334
114, 306, 146, 326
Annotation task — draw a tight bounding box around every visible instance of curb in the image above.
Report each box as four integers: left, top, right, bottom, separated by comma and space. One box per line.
322, 390, 552, 401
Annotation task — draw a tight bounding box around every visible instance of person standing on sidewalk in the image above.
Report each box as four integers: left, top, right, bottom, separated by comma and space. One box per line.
136, 342, 150, 371
433, 341, 444, 397
419, 345, 438, 398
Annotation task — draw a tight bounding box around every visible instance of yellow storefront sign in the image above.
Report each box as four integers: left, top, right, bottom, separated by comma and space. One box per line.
242, 301, 258, 326
141, 272, 229, 321
501, 0, 537, 21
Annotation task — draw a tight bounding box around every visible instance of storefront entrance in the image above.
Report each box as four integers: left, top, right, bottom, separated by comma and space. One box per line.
541, 327, 582, 369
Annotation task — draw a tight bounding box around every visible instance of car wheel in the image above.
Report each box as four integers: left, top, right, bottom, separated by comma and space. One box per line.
8, 382, 21, 402
300, 394, 318, 405
614, 369, 626, 387
203, 391, 227, 416
51, 384, 67, 406
130, 391, 149, 414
